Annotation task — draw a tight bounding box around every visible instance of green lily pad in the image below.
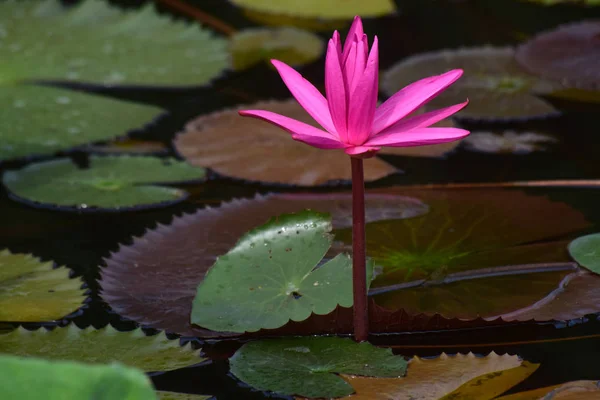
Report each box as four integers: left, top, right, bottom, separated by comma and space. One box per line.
0, 354, 157, 400
191, 211, 373, 333
231, 27, 323, 71
3, 155, 206, 211
157, 392, 211, 400
0, 325, 204, 373
0, 250, 85, 322
229, 337, 407, 398
0, 0, 229, 86
0, 84, 163, 162
381, 47, 562, 121
568, 233, 600, 274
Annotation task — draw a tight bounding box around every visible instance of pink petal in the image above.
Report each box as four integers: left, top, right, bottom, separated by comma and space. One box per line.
377, 101, 468, 134
345, 145, 381, 156
344, 36, 367, 94
365, 127, 470, 147
239, 110, 337, 140
343, 16, 364, 56
292, 134, 348, 149
347, 36, 379, 145
325, 39, 349, 142
271, 59, 337, 135
372, 69, 464, 134
332, 30, 342, 56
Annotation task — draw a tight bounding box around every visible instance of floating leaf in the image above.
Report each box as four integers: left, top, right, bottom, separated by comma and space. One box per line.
0, 354, 157, 400
0, 250, 85, 322
463, 130, 557, 154
157, 392, 211, 400
101, 193, 427, 337
3, 155, 206, 211
192, 211, 373, 333
174, 100, 399, 186
382, 47, 562, 121
516, 21, 600, 90
231, 27, 323, 71
0, 0, 229, 86
230, 337, 407, 398
568, 233, 600, 274
497, 381, 600, 400
334, 189, 591, 320
0, 325, 204, 372
0, 84, 163, 162
338, 353, 537, 400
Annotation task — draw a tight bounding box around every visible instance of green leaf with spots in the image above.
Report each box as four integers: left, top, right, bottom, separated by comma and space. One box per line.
0, 354, 157, 400
0, 84, 163, 162
0, 325, 204, 373
191, 211, 373, 333
0, 0, 229, 86
569, 233, 600, 274
3, 155, 206, 211
0, 250, 85, 322
229, 337, 407, 398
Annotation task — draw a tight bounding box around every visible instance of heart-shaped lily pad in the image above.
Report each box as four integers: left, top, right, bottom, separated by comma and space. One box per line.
229, 337, 407, 398
174, 100, 400, 186
0, 325, 204, 373
462, 130, 557, 154
0, 354, 158, 400
192, 211, 373, 333
338, 353, 537, 400
0, 250, 85, 322
101, 193, 427, 337
0, 0, 229, 86
516, 21, 600, 90
3, 155, 206, 211
568, 233, 600, 274
382, 47, 562, 121
231, 28, 323, 71
0, 84, 163, 162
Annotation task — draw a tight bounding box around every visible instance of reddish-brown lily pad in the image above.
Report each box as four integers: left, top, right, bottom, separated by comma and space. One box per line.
516, 21, 600, 90
173, 100, 402, 186
100, 193, 428, 337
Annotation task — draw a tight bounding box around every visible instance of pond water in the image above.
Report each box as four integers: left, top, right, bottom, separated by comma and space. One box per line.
1, 0, 600, 399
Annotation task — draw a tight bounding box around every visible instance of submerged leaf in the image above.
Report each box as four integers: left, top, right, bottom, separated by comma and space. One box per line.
382, 47, 562, 121
497, 381, 600, 400
192, 211, 372, 332
0, 250, 85, 322
101, 193, 427, 337
231, 28, 323, 70
230, 337, 407, 398
339, 353, 537, 400
3, 155, 206, 211
0, 354, 157, 400
568, 233, 600, 274
174, 100, 399, 186
0, 85, 163, 162
463, 130, 557, 154
0, 0, 229, 86
516, 21, 600, 90
0, 325, 204, 372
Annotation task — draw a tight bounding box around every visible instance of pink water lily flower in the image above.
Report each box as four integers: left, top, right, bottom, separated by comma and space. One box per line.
239, 16, 469, 157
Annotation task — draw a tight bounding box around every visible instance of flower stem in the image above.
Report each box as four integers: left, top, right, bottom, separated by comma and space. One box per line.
350, 156, 368, 342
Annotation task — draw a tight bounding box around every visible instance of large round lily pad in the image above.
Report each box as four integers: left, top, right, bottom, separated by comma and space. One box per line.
0, 325, 204, 373
101, 193, 428, 337
568, 233, 600, 274
0, 0, 229, 86
3, 155, 206, 211
382, 47, 562, 121
0, 84, 163, 162
0, 250, 85, 322
516, 21, 600, 90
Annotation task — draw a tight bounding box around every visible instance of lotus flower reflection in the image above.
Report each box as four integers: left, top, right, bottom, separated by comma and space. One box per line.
239, 16, 470, 157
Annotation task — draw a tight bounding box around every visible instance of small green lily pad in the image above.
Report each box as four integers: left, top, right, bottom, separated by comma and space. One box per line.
0, 0, 229, 86
0, 250, 85, 322
3, 155, 206, 211
0, 84, 163, 162
191, 211, 373, 333
0, 354, 157, 400
229, 337, 407, 398
231, 27, 323, 71
0, 325, 204, 373
568, 233, 600, 274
